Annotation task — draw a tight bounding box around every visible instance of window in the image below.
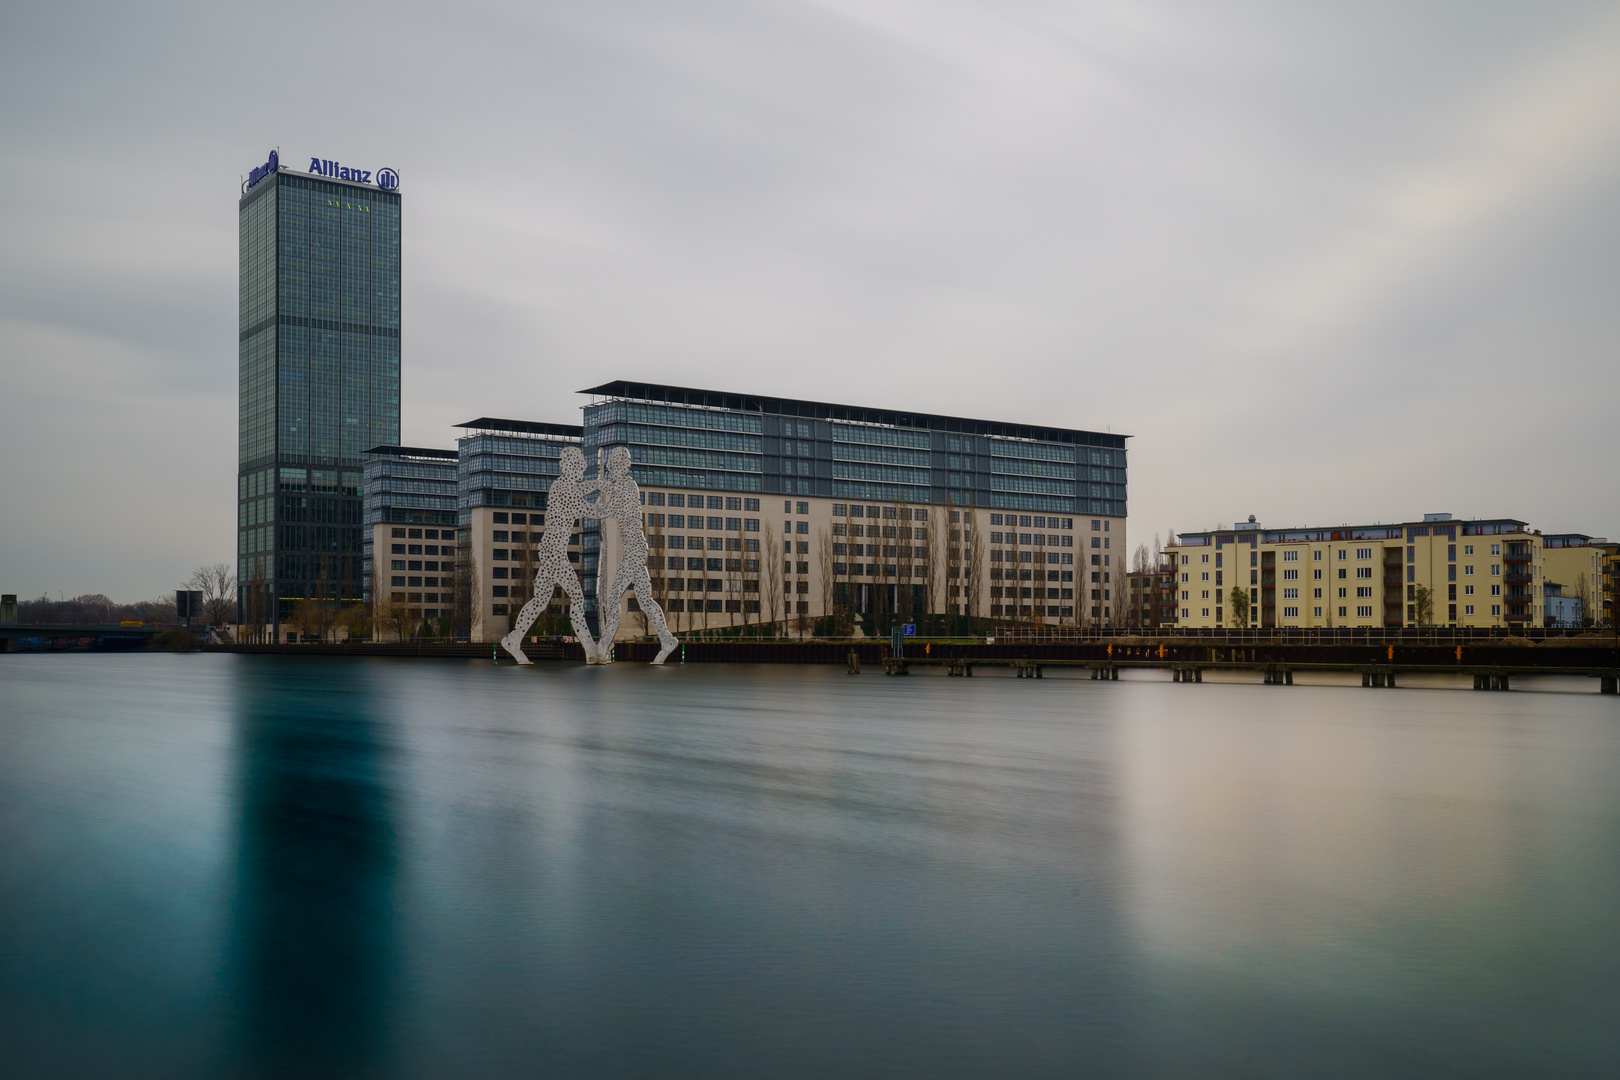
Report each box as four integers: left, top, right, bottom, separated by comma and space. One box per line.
1464, 564, 1474, 576
1181, 554, 1189, 564
1492, 604, 1501, 616
1283, 569, 1298, 580
1283, 588, 1298, 599
1201, 572, 1209, 581
1339, 606, 1347, 617
1338, 588, 1347, 598
1313, 550, 1322, 561
1491, 564, 1500, 576
1491, 585, 1500, 596
1447, 544, 1456, 562
1283, 550, 1298, 562
1338, 550, 1347, 560
1464, 545, 1474, 556
391, 527, 405, 538
1356, 548, 1372, 559
1464, 584, 1474, 596
1357, 605, 1373, 617
1283, 607, 1298, 618
1490, 544, 1501, 556
1313, 607, 1322, 616
796, 521, 809, 535
391, 544, 405, 555
1313, 569, 1321, 579
1091, 537, 1101, 548
1464, 605, 1475, 615
1356, 586, 1372, 598
797, 502, 809, 514
1201, 553, 1210, 563
1313, 588, 1321, 598
1356, 566, 1372, 579
1338, 568, 1347, 579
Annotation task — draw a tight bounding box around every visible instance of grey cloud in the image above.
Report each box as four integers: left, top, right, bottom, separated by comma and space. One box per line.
2, 0, 1617, 600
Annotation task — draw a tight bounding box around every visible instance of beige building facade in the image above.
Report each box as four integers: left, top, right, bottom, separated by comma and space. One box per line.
1166, 513, 1560, 630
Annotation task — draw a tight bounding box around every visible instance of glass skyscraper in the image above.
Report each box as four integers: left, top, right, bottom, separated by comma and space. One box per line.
237, 160, 401, 633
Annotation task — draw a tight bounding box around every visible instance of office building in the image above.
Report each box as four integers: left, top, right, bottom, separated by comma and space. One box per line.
362, 445, 459, 632
237, 152, 401, 638
455, 418, 585, 642
1166, 512, 1561, 629
572, 381, 1127, 644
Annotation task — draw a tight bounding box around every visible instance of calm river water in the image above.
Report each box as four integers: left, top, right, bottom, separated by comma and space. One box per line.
1, 654, 1617, 1077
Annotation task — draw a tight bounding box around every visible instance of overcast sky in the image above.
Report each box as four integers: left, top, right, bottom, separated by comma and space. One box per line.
3, 0, 1618, 601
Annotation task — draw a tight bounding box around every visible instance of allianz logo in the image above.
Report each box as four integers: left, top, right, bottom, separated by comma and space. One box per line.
308, 158, 400, 191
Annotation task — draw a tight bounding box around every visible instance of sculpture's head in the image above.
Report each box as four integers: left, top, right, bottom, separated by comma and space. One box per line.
559, 445, 585, 480
606, 445, 632, 480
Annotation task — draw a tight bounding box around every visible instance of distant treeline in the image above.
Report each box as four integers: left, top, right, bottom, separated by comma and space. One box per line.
17, 594, 178, 626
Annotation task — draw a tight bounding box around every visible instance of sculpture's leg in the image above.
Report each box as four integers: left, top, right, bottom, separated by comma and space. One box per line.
500, 579, 557, 665
595, 568, 633, 662
558, 569, 598, 663
631, 567, 679, 664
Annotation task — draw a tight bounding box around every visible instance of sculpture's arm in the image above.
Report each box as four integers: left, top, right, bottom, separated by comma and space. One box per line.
578, 484, 610, 520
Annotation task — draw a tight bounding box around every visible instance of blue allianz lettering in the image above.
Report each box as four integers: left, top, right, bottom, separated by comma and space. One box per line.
245, 149, 278, 190
301, 156, 397, 190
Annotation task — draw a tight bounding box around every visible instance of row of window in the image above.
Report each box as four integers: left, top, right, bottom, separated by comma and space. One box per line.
991, 551, 1076, 565
832, 523, 928, 538
643, 493, 761, 510
646, 514, 757, 531
988, 532, 1076, 547
658, 536, 760, 551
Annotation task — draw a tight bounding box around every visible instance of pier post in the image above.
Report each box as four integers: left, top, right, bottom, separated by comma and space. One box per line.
1194, 668, 1202, 683
1362, 672, 1371, 687
1600, 674, 1616, 695
847, 650, 861, 675
1284, 670, 1293, 686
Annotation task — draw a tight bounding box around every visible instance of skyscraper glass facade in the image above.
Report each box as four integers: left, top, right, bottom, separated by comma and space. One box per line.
238, 168, 401, 627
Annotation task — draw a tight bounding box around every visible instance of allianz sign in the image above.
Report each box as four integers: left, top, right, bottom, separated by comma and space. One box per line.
244, 150, 399, 192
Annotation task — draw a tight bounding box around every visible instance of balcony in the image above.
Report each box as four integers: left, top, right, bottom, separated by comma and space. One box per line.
1383, 575, 1403, 586
1503, 570, 1533, 584
1503, 548, 1533, 564
1383, 554, 1404, 568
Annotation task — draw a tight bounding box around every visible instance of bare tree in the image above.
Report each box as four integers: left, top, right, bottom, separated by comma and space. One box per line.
762, 519, 782, 634
964, 510, 985, 619
189, 563, 237, 626
818, 525, 836, 630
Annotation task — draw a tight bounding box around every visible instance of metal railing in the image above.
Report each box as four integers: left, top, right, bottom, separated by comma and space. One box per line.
987, 623, 1608, 646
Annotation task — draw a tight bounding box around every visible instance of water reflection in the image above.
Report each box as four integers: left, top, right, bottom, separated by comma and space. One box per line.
227, 660, 397, 1077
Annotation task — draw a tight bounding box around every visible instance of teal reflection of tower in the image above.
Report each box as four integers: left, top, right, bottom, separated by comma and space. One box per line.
227, 659, 397, 1076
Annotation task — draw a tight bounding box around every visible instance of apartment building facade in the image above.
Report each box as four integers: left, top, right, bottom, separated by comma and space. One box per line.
1166, 513, 1556, 630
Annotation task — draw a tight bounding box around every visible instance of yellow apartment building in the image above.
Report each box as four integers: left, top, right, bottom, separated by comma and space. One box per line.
1166, 513, 1555, 630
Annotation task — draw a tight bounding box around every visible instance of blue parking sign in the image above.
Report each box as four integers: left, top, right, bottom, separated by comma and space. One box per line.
902, 624, 916, 636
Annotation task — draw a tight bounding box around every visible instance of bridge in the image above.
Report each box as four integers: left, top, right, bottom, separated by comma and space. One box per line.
0, 623, 167, 650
